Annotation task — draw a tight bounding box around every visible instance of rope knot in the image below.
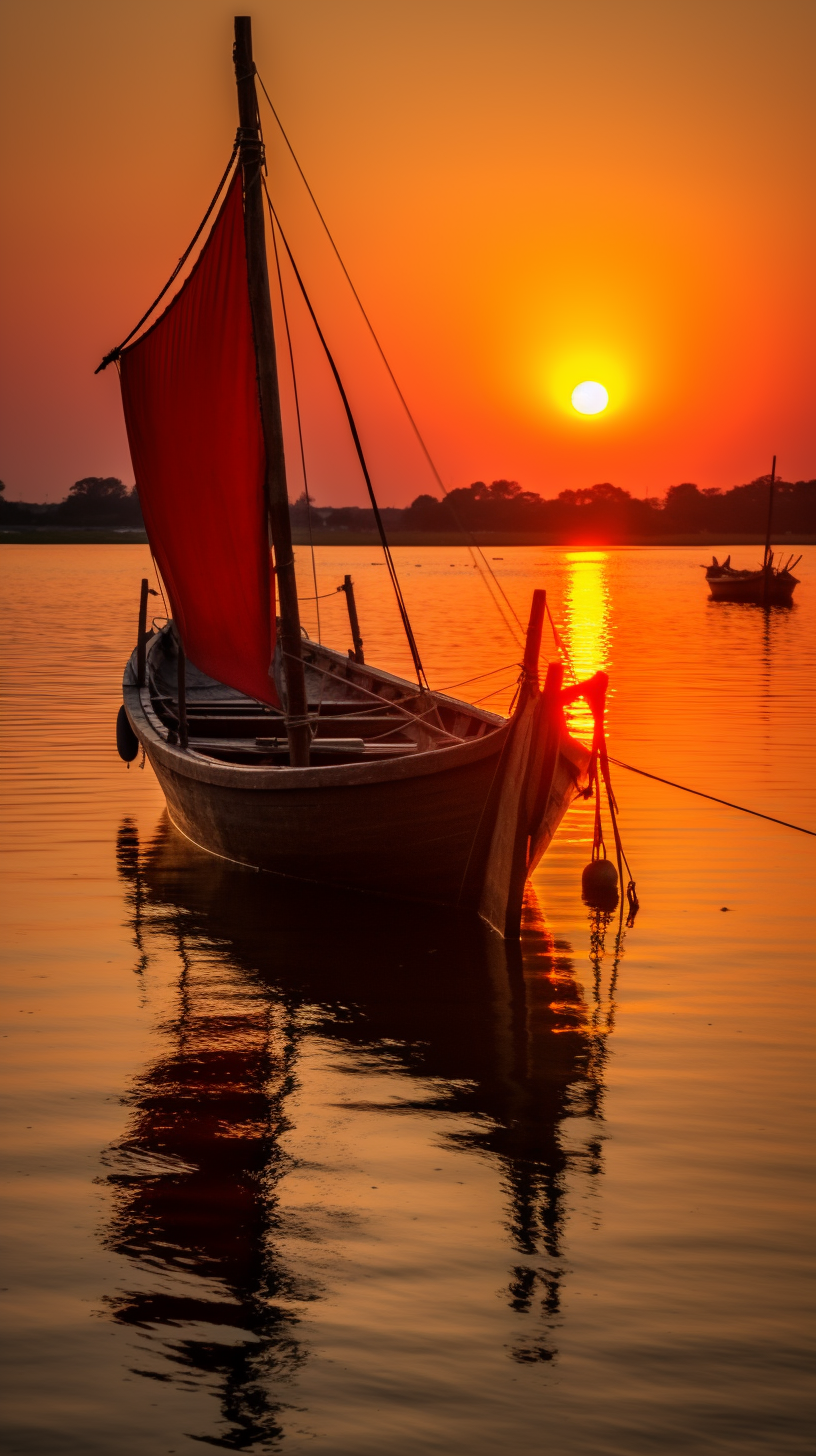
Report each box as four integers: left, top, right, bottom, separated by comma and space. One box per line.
95, 347, 122, 375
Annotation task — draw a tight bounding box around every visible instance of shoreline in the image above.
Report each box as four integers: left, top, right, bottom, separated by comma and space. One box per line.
1, 529, 814, 548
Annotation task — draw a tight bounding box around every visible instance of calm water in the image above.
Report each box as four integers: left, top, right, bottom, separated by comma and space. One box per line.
1, 544, 814, 1455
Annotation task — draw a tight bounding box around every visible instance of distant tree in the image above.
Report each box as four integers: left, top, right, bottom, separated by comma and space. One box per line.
290, 499, 405, 533
550, 482, 661, 538
401, 492, 448, 529
289, 490, 323, 528
64, 476, 129, 507
403, 479, 549, 531
785, 480, 816, 533
556, 481, 630, 508
661, 483, 710, 531
54, 477, 143, 526
0, 479, 37, 525
658, 477, 815, 534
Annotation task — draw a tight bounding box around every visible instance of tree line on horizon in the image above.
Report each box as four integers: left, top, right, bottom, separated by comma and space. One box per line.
0, 477, 144, 528
1, 473, 814, 536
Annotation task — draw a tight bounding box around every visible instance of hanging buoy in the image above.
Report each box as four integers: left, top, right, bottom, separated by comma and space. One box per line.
116, 705, 139, 762
582, 857, 619, 909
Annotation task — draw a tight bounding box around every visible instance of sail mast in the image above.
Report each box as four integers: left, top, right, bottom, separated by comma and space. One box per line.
234, 15, 310, 766
763, 454, 776, 569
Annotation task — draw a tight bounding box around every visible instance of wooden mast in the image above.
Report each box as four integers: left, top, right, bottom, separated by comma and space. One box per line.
233, 16, 310, 766
762, 454, 776, 606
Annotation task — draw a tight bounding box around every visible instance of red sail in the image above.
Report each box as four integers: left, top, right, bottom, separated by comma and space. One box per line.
120, 171, 278, 706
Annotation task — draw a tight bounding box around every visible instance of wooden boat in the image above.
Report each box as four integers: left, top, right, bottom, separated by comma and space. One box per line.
704, 553, 800, 604
121, 608, 595, 938
702, 461, 800, 605
104, 16, 601, 938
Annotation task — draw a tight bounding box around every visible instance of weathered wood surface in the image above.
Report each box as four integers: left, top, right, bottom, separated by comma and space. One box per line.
136, 578, 149, 688
176, 638, 188, 750
470, 660, 582, 938
340, 575, 365, 663
122, 624, 588, 930
475, 691, 539, 937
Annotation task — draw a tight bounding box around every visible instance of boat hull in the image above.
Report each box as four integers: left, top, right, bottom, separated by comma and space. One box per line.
707, 572, 798, 604
122, 637, 588, 930
151, 736, 503, 903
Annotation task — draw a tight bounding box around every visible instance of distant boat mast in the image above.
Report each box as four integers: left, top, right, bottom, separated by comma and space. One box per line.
762, 454, 776, 606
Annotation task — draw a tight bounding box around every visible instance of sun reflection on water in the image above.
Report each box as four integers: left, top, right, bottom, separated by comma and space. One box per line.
561, 553, 611, 737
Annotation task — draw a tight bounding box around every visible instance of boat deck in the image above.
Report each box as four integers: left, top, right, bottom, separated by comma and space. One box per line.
143, 622, 505, 767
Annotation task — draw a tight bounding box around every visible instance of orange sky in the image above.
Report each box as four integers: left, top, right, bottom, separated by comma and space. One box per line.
0, 0, 814, 506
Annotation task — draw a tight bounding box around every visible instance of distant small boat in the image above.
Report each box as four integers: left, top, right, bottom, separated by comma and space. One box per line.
702, 459, 800, 605
704, 553, 800, 605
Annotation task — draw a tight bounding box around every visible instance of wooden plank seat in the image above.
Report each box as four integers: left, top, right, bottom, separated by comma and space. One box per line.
188, 736, 418, 764
176, 713, 415, 739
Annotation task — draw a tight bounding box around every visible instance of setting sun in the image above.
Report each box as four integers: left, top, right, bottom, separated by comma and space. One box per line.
572, 381, 609, 415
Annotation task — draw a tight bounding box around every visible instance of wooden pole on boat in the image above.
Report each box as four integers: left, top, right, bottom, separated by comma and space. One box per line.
136, 578, 149, 688
522, 589, 547, 688
762, 455, 776, 606
177, 641, 188, 750
339, 575, 365, 663
234, 16, 310, 767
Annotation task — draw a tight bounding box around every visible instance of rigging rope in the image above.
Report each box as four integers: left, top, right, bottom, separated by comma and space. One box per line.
281, 650, 458, 739
583, 682, 639, 926
95, 141, 240, 372
470, 678, 525, 707
437, 661, 520, 693
546, 602, 577, 681
254, 73, 525, 648
269, 215, 322, 643
264, 183, 429, 690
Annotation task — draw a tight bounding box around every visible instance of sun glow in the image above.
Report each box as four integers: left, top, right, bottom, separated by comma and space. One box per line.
533, 349, 632, 426
572, 381, 609, 415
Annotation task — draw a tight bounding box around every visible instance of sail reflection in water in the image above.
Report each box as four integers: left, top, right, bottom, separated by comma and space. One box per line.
105, 816, 622, 1442
107, 822, 304, 1446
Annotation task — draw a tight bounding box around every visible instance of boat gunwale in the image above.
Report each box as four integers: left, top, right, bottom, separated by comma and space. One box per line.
298, 635, 507, 727
706, 573, 798, 603
705, 571, 799, 585
124, 632, 516, 791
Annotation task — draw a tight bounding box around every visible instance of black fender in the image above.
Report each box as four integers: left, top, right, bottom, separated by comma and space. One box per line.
116, 704, 139, 762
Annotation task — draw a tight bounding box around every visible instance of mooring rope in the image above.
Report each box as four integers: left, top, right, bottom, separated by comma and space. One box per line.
607, 758, 816, 836
582, 680, 640, 926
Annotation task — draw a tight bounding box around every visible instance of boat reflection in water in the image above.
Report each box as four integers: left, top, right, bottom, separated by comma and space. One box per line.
105, 815, 622, 1446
